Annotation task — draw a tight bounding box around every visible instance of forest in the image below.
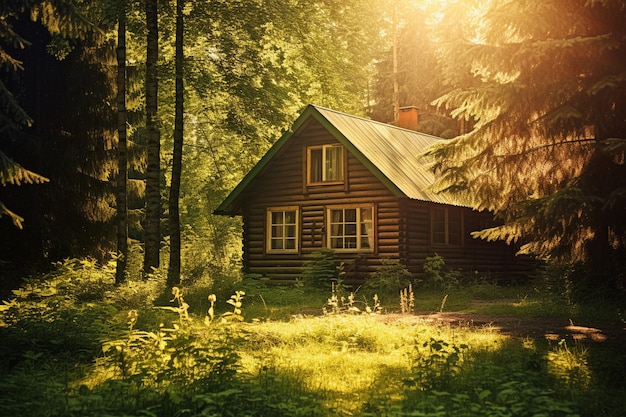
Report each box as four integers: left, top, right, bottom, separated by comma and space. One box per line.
1, 0, 625, 416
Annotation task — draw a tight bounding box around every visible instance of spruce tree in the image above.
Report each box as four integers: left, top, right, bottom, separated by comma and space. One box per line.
427, 0, 626, 282
0, 0, 90, 227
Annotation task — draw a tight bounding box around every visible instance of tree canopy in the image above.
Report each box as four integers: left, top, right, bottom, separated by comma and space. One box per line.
2, 0, 624, 290
426, 0, 626, 278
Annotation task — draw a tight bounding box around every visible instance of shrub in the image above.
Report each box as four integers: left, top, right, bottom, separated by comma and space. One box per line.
301, 248, 338, 289
423, 253, 460, 290
365, 258, 413, 294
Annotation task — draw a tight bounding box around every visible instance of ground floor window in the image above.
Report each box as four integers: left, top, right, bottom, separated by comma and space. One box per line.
267, 206, 299, 253
327, 205, 374, 252
431, 206, 462, 245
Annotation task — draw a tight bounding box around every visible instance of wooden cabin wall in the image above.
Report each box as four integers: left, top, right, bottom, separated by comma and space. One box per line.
402, 201, 535, 282
241, 119, 401, 283
237, 118, 534, 285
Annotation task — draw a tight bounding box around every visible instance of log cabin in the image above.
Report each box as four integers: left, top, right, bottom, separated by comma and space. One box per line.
214, 105, 532, 284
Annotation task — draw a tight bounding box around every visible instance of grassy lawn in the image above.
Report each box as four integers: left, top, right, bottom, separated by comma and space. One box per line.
1, 262, 625, 416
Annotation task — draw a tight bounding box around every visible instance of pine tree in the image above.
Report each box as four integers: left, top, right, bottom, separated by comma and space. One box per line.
368, 2, 459, 138
0, 0, 89, 227
427, 0, 626, 280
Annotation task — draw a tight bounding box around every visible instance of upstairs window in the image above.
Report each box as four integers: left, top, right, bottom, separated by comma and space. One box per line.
431, 206, 462, 245
327, 205, 374, 252
267, 207, 299, 253
308, 144, 344, 184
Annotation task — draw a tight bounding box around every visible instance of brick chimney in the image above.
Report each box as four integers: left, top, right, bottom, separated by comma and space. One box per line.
397, 106, 419, 131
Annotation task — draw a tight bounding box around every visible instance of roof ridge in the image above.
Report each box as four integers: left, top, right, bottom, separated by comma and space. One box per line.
310, 104, 445, 141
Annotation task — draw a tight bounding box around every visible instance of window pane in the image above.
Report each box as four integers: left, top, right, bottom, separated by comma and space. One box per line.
310, 148, 322, 182
345, 208, 356, 222
269, 209, 298, 252
432, 207, 445, 221
360, 207, 372, 222
330, 224, 343, 236
330, 209, 343, 222
325, 146, 343, 181
271, 211, 283, 224
360, 207, 374, 249
432, 224, 446, 244
327, 206, 374, 251
272, 225, 283, 238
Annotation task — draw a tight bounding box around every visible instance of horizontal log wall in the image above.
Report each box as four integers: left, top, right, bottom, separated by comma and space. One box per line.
241, 120, 400, 283
239, 119, 535, 284
402, 201, 535, 281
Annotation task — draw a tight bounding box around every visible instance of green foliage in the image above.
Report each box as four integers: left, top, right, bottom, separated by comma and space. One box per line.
405, 338, 468, 392
365, 258, 413, 294
422, 254, 460, 290
2, 259, 626, 416
324, 289, 381, 316
426, 0, 626, 277
221, 290, 245, 322
0, 259, 119, 368
401, 338, 582, 417
301, 248, 338, 289
0, 0, 90, 228
547, 339, 591, 395
101, 311, 242, 390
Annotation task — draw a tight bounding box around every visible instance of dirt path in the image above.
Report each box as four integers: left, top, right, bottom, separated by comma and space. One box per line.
378, 312, 626, 344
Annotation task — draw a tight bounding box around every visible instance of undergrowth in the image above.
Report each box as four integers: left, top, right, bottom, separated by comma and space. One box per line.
0, 258, 624, 416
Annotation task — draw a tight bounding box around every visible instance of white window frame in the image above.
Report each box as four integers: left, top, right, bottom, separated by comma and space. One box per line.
431, 206, 463, 246
266, 206, 299, 254
326, 204, 374, 252
307, 144, 344, 184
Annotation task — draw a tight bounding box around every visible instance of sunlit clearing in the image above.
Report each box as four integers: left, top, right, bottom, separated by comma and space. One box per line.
239, 315, 507, 413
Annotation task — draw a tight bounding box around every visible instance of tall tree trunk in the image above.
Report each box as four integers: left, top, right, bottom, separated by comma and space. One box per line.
391, 0, 399, 122
143, 0, 160, 276
115, 0, 128, 284
167, 0, 184, 287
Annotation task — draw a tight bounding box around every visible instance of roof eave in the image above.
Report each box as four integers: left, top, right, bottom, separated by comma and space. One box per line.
310, 107, 408, 199
213, 105, 321, 215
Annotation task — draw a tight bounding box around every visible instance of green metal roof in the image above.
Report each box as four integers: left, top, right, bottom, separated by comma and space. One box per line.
214, 104, 465, 215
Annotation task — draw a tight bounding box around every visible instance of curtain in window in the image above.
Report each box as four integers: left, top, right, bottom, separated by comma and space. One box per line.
329, 207, 373, 250
325, 146, 343, 181
309, 148, 322, 182
360, 207, 374, 249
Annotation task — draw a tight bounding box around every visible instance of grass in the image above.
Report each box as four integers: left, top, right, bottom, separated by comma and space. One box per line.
1, 261, 625, 416
238, 314, 510, 416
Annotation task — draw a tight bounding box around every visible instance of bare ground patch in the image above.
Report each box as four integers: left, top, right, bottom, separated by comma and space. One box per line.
376, 311, 626, 345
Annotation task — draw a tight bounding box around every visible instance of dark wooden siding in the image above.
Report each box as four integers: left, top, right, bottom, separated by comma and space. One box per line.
239, 119, 534, 284
240, 120, 400, 283
402, 201, 534, 281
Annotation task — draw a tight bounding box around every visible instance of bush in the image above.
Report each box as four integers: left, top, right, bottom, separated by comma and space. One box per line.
301, 249, 338, 289
423, 254, 460, 290
364, 258, 413, 294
